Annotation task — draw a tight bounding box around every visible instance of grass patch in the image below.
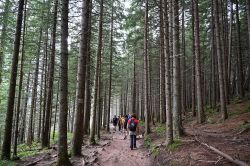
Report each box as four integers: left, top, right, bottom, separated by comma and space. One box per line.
50, 132, 73, 145
155, 124, 166, 137
204, 106, 218, 115
143, 135, 160, 156
242, 104, 250, 113
206, 117, 216, 124
17, 141, 48, 159
0, 160, 16, 166
229, 103, 250, 117
231, 96, 241, 104
139, 121, 144, 126
167, 139, 181, 151
144, 135, 151, 148
204, 106, 219, 124
149, 144, 160, 157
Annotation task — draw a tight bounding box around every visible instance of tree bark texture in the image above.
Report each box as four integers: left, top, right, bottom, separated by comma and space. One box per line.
1, 0, 24, 159
57, 0, 71, 164
89, 0, 104, 145
72, 0, 91, 155
42, 0, 58, 148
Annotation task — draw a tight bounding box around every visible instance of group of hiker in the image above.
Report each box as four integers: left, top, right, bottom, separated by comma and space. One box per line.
112, 113, 139, 150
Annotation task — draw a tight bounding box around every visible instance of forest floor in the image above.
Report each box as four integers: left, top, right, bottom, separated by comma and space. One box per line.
15, 128, 152, 166
14, 98, 250, 166
152, 98, 250, 166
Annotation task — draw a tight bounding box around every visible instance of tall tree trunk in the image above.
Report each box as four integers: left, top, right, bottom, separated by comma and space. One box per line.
19, 72, 31, 144
71, 96, 76, 133
42, 31, 49, 141
13, 0, 27, 157
172, 0, 183, 137
1, 0, 24, 159
164, 0, 173, 145
144, 0, 150, 135
96, 73, 103, 139
53, 80, 60, 140
235, 0, 244, 98
37, 52, 46, 141
221, 0, 229, 103
214, 0, 228, 120
107, 0, 114, 132
181, 0, 186, 116
191, 0, 196, 117
247, 0, 250, 51
72, 0, 91, 155
228, 0, 233, 97
211, 0, 217, 108
27, 28, 43, 145
159, 0, 166, 124
0, 0, 11, 84
89, 0, 104, 145
57, 0, 71, 164
42, 0, 58, 148
83, 0, 92, 135
102, 83, 107, 129
193, 0, 205, 123
132, 53, 136, 114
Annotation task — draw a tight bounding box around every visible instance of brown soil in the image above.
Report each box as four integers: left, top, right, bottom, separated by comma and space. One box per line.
98, 131, 151, 166
153, 99, 250, 166
16, 131, 152, 166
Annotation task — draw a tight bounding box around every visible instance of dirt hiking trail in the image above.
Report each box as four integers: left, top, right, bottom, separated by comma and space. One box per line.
16, 128, 152, 166
97, 130, 151, 166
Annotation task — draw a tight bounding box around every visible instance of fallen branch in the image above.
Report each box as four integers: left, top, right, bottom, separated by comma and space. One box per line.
200, 142, 249, 166
236, 128, 249, 135
197, 159, 217, 163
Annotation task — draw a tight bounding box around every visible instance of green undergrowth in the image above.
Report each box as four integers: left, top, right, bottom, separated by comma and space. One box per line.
155, 124, 166, 137
17, 141, 48, 159
231, 96, 241, 104
205, 106, 219, 124
229, 102, 250, 116
143, 135, 159, 156
12, 132, 74, 159
50, 132, 73, 145
144, 135, 151, 148
0, 160, 16, 166
239, 122, 250, 130
205, 106, 219, 115
167, 139, 182, 151
139, 121, 144, 126
241, 103, 250, 114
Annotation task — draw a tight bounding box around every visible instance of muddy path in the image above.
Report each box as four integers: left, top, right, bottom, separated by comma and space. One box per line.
97, 131, 151, 166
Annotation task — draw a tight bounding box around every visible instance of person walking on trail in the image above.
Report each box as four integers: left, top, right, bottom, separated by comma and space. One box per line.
128, 114, 139, 150
113, 115, 118, 131
121, 116, 125, 132
118, 116, 122, 131
124, 115, 128, 132
128, 113, 131, 120
124, 115, 129, 139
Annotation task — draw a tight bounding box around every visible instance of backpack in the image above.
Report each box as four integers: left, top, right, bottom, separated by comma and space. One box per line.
128, 119, 137, 131
113, 117, 117, 124
124, 117, 128, 126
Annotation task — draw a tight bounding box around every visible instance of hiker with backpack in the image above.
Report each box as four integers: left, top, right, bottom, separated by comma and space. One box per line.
123, 115, 129, 139
124, 115, 128, 132
128, 114, 139, 150
113, 115, 118, 131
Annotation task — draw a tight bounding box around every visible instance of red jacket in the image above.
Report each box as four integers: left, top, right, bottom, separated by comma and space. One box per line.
128, 118, 139, 125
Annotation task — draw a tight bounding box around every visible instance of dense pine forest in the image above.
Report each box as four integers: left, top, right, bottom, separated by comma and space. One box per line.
0, 0, 250, 165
